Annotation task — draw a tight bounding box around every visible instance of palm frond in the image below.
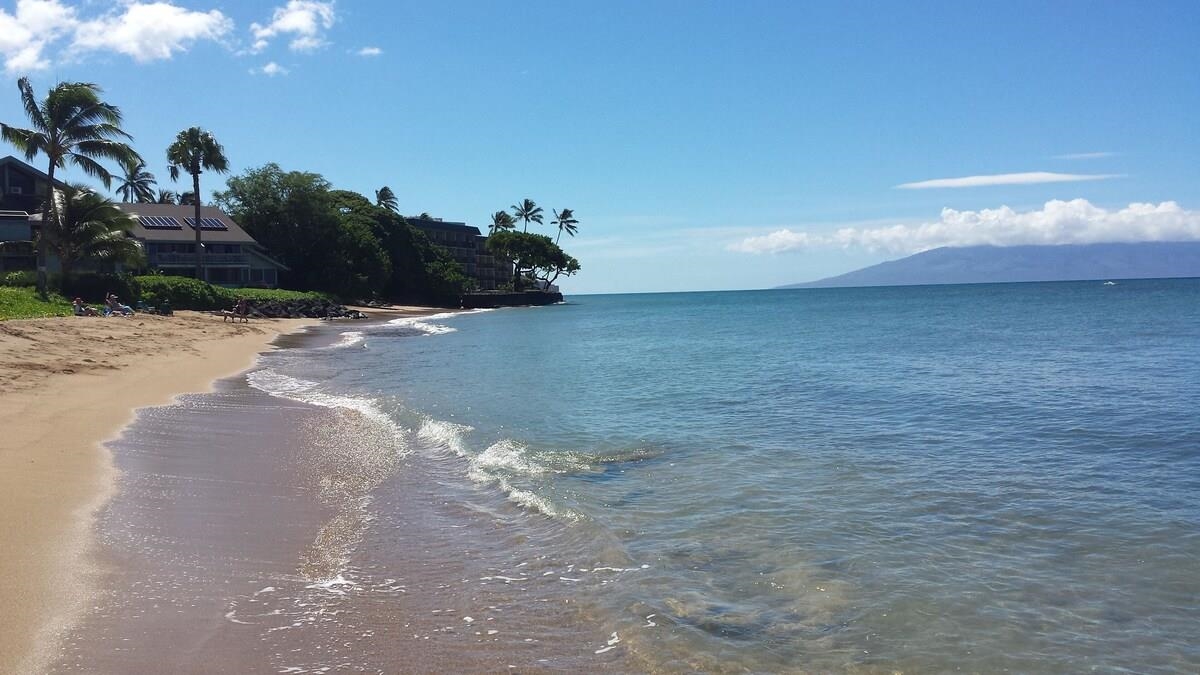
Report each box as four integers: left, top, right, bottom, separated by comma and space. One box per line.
66, 154, 116, 188
16, 77, 44, 132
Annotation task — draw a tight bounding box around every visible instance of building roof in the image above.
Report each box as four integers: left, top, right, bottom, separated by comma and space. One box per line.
116, 204, 260, 244
0, 155, 69, 189
407, 216, 482, 236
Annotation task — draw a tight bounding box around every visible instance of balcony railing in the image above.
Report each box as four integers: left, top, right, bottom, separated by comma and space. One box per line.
151, 253, 249, 266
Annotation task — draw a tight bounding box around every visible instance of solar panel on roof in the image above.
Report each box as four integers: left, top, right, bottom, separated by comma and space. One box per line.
184, 217, 229, 231
138, 215, 181, 229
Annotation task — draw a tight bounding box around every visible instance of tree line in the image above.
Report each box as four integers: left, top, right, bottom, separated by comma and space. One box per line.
0, 77, 582, 304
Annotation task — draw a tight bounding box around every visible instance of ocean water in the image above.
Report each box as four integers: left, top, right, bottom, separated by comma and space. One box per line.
249, 279, 1200, 673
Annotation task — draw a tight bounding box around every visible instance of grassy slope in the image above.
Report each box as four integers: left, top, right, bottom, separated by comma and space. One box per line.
0, 287, 73, 320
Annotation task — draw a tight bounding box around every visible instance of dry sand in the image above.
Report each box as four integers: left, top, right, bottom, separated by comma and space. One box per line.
0, 310, 320, 672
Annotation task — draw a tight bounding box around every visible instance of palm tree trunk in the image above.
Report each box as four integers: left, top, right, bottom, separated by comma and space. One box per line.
36, 164, 55, 299
193, 171, 203, 282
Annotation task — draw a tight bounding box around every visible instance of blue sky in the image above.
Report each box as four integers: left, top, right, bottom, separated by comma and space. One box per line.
1, 1, 1198, 293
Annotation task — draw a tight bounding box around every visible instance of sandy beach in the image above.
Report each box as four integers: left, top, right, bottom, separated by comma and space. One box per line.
0, 306, 434, 672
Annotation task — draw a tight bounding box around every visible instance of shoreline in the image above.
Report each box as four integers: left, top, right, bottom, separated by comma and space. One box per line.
0, 305, 444, 671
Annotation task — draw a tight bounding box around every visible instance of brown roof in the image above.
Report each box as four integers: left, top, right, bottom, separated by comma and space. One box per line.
116, 204, 259, 244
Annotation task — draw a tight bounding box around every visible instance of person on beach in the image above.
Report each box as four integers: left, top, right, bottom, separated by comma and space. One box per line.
223, 298, 250, 322
105, 293, 133, 316
72, 297, 99, 316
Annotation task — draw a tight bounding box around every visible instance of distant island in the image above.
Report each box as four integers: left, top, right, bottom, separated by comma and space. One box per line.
780, 242, 1200, 289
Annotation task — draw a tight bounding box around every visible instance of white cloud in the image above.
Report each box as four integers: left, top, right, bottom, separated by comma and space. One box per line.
255, 61, 288, 76
357, 46, 382, 57
896, 172, 1119, 189
250, 1, 336, 53
72, 3, 232, 63
0, 1, 231, 73
1052, 152, 1116, 160
0, 0, 78, 73
730, 199, 1200, 255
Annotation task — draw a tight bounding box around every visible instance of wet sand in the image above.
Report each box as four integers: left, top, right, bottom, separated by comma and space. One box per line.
0, 306, 438, 672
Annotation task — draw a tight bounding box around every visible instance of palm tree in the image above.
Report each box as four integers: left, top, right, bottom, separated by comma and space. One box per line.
488, 210, 515, 235
375, 186, 398, 212
45, 184, 143, 283
115, 157, 156, 203
155, 189, 179, 204
510, 198, 543, 233
167, 127, 229, 282
0, 77, 141, 297
551, 208, 578, 244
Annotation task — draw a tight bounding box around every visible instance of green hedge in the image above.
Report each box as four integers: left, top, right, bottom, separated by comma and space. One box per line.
134, 276, 334, 311
229, 287, 335, 303
136, 276, 229, 310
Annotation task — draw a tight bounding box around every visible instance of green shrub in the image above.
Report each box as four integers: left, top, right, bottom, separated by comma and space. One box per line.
61, 272, 140, 303
133, 276, 338, 311
1, 270, 36, 287
233, 287, 334, 303
135, 275, 233, 310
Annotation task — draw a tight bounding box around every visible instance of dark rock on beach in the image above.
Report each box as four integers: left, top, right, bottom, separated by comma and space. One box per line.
244, 298, 361, 319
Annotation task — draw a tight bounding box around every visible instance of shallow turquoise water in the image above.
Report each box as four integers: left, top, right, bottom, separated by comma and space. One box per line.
253, 279, 1200, 672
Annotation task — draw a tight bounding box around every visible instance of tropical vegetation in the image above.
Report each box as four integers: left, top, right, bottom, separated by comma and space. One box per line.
115, 157, 156, 203
0, 77, 583, 313
552, 208, 578, 243
511, 198, 544, 233
488, 210, 515, 235
167, 127, 229, 282
0, 77, 140, 297
375, 186, 398, 212
487, 231, 580, 290
214, 163, 469, 303
44, 184, 143, 283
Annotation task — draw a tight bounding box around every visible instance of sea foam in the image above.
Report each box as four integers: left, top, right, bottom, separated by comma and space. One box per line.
416, 417, 473, 457
328, 330, 365, 349
386, 310, 466, 336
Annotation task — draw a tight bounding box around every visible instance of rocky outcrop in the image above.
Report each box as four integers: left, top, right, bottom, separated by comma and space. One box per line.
245, 298, 363, 319
461, 291, 563, 309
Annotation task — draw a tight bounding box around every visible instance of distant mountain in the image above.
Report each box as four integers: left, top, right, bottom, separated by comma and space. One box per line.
780, 242, 1200, 289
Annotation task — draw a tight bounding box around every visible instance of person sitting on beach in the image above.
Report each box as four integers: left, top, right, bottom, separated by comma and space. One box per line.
73, 297, 100, 316
222, 298, 250, 323
104, 293, 134, 316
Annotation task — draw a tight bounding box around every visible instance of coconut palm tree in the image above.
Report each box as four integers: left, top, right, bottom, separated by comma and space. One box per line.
551, 208, 578, 244
115, 157, 157, 203
167, 127, 229, 282
488, 210, 515, 235
375, 186, 398, 212
0, 77, 141, 297
510, 198, 543, 233
155, 189, 179, 204
45, 184, 143, 283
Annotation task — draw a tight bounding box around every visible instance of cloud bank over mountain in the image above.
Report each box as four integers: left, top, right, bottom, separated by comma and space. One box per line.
731, 200, 1200, 256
